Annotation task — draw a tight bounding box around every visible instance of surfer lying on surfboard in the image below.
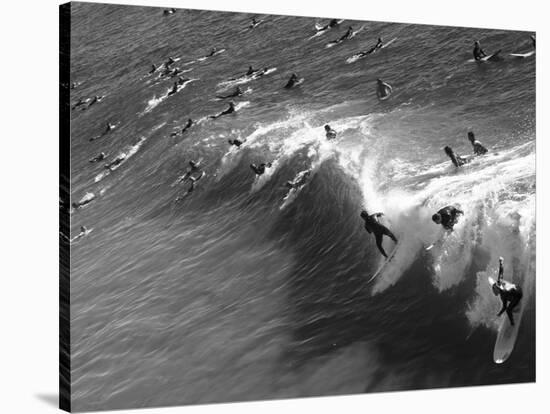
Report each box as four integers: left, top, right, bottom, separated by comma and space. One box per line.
360, 210, 398, 258
491, 257, 523, 326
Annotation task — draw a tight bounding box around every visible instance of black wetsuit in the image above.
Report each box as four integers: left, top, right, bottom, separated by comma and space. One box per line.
436, 206, 464, 231
471, 140, 488, 155
250, 163, 270, 175
284, 75, 299, 89
229, 139, 243, 147
473, 44, 487, 61
496, 262, 523, 326
446, 149, 468, 167
361, 213, 397, 258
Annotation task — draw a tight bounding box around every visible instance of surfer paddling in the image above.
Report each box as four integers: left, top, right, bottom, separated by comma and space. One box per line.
467, 131, 488, 155
360, 210, 398, 258
209, 101, 236, 119
432, 205, 464, 231
176, 171, 206, 202
491, 257, 523, 326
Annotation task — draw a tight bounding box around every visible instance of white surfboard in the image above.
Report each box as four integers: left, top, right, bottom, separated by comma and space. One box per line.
509, 51, 535, 58
367, 243, 398, 283
488, 276, 524, 364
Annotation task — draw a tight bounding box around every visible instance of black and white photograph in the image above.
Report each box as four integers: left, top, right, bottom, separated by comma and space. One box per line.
56, 1, 538, 411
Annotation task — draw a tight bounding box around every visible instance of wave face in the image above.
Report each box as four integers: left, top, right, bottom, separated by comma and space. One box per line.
68, 3, 535, 411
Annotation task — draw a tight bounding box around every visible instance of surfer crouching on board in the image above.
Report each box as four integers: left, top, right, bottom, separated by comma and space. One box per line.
360, 210, 398, 258
432, 205, 464, 231
491, 257, 523, 326
467, 131, 488, 155
473, 41, 487, 61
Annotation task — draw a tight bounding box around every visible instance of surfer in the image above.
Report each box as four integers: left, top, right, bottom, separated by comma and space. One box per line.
163, 8, 176, 15
209, 101, 236, 119
285, 169, 311, 189
72, 98, 90, 110
284, 73, 300, 89
217, 86, 243, 99
491, 257, 523, 326
246, 66, 258, 76
357, 37, 383, 57
325, 124, 337, 140
149, 64, 157, 74
89, 152, 106, 163
467, 131, 488, 155
104, 153, 127, 170
228, 138, 244, 148
360, 210, 398, 259
72, 193, 96, 209
376, 78, 393, 100
168, 81, 180, 96
70, 226, 90, 243
317, 18, 339, 32
339, 26, 354, 41
180, 118, 194, 134
473, 41, 487, 61
444, 146, 469, 167
88, 95, 104, 107
432, 205, 464, 231
176, 172, 206, 201
178, 159, 202, 183
250, 162, 272, 176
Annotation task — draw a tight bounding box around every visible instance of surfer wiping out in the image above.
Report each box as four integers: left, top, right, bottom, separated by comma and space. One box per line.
473, 40, 487, 61
217, 86, 243, 99
444, 146, 470, 167
209, 101, 236, 119
491, 257, 523, 326
431, 205, 464, 231
324, 124, 337, 140
250, 162, 272, 176
360, 210, 398, 258
467, 131, 488, 155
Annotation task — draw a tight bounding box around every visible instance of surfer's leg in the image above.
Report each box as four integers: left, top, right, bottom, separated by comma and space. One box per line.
383, 227, 398, 243
375, 233, 388, 258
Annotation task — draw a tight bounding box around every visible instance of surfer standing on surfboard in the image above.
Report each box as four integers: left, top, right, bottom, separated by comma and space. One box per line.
473, 41, 487, 61
491, 257, 523, 326
360, 210, 398, 258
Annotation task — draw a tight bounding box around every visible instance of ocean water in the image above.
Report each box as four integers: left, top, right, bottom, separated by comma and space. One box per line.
67, 3, 536, 411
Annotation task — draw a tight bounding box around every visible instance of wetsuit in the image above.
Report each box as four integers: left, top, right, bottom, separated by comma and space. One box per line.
228, 139, 243, 147
250, 163, 270, 175
473, 44, 487, 61
436, 206, 464, 231
181, 119, 194, 133
285, 75, 299, 89
361, 212, 398, 258
471, 139, 488, 155
496, 261, 523, 326
325, 128, 337, 140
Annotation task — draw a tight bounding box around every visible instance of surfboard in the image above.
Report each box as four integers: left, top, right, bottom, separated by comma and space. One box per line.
381, 37, 398, 49
482, 49, 501, 61
488, 276, 524, 364
509, 51, 535, 58
367, 243, 398, 283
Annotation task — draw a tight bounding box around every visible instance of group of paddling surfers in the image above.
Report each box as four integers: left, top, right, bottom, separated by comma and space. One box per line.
68, 16, 529, 324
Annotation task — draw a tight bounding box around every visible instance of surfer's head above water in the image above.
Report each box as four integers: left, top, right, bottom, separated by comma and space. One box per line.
360, 210, 369, 219
432, 213, 442, 224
